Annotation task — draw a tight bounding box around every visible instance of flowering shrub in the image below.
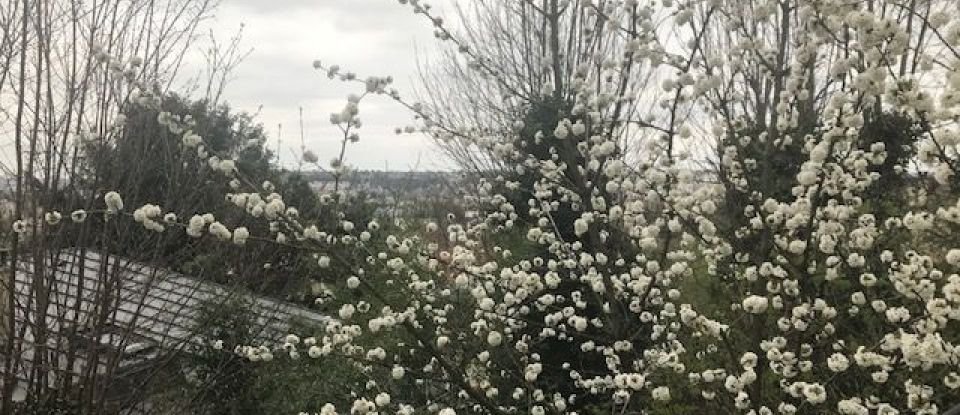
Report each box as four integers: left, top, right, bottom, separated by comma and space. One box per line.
30, 0, 960, 413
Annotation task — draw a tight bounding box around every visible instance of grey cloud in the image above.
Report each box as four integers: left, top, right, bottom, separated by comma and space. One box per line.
194, 0, 450, 169
226, 0, 422, 26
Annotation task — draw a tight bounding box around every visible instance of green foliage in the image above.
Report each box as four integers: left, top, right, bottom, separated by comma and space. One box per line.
177, 296, 393, 413
75, 96, 346, 300
718, 110, 921, 262
717, 120, 808, 260
82, 95, 272, 214
509, 97, 587, 238
10, 396, 82, 415
476, 94, 648, 407
183, 297, 263, 415
857, 110, 923, 219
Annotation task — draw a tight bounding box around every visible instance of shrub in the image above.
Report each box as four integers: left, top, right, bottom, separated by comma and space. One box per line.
30, 0, 960, 413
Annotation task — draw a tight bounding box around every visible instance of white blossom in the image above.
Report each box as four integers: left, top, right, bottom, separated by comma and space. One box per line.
104, 191, 124, 213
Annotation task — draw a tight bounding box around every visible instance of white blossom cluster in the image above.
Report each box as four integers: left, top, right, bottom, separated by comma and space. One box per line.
40, 0, 960, 413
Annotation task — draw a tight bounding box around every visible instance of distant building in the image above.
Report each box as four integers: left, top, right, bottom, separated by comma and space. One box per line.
305, 170, 463, 219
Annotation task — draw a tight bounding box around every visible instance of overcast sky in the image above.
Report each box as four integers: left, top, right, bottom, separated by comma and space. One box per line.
182, 0, 457, 171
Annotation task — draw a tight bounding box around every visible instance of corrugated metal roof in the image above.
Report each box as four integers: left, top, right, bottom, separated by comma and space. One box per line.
4, 248, 329, 404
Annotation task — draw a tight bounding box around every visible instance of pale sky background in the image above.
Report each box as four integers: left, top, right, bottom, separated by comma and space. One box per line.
181, 0, 459, 171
